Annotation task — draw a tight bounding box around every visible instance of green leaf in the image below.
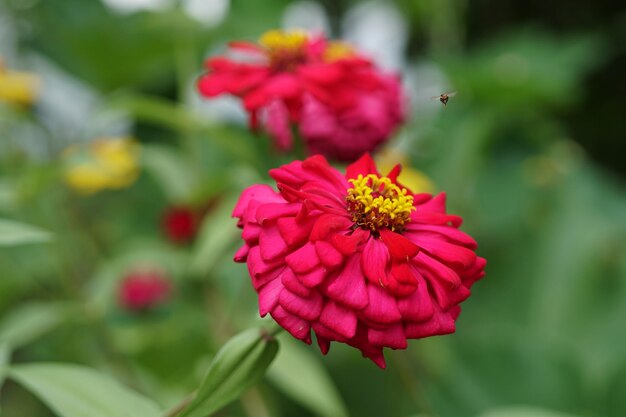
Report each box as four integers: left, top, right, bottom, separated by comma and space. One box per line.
267, 335, 349, 417
478, 406, 582, 417
445, 29, 606, 108
189, 196, 241, 278
178, 327, 279, 417
9, 363, 162, 417
0, 303, 69, 349
0, 219, 52, 246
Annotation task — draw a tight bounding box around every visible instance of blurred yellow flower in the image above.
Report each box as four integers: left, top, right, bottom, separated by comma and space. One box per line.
63, 137, 140, 195
0, 59, 40, 106
376, 148, 435, 194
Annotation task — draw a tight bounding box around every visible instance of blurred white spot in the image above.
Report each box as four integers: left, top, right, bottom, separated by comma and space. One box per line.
282, 1, 330, 34
182, 0, 230, 27
190, 87, 248, 126
0, 117, 49, 160
0, 10, 17, 59
100, 0, 171, 14
493, 53, 530, 86
193, 45, 249, 125
342, 1, 408, 70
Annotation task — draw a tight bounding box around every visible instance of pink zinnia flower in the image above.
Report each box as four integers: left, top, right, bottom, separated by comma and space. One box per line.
118, 269, 173, 312
233, 154, 486, 368
197, 30, 406, 160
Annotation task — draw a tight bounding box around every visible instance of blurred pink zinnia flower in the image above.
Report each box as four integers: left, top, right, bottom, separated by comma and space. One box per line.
118, 269, 172, 312
233, 154, 485, 368
161, 206, 200, 244
198, 30, 406, 161
266, 73, 405, 161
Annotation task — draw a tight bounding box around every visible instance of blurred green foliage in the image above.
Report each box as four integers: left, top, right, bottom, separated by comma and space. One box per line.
0, 1, 625, 417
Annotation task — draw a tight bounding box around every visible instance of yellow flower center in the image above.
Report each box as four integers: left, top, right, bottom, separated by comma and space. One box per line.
259, 30, 308, 70
346, 174, 415, 232
259, 30, 308, 52
324, 41, 355, 62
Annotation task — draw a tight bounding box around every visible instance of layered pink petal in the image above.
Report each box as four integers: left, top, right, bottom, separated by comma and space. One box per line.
325, 255, 368, 309
285, 242, 320, 273
259, 226, 289, 261
362, 283, 402, 324
258, 278, 283, 316
380, 229, 420, 262
279, 288, 324, 321
315, 241, 344, 270
320, 301, 358, 339
360, 237, 389, 284
281, 267, 311, 298
271, 305, 311, 343
296, 266, 327, 288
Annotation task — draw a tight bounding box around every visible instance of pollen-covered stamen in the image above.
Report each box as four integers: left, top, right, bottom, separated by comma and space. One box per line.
346, 174, 415, 232
259, 30, 308, 71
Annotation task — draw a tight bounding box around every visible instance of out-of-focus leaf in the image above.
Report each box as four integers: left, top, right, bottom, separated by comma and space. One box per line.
9, 363, 162, 417
0, 219, 52, 246
189, 195, 240, 278
24, 2, 183, 90
142, 145, 198, 202
178, 327, 279, 417
0, 303, 69, 349
478, 406, 581, 417
267, 335, 349, 417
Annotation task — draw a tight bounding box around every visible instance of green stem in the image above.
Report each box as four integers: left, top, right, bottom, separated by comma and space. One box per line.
173, 20, 202, 166
290, 124, 306, 160
266, 323, 285, 338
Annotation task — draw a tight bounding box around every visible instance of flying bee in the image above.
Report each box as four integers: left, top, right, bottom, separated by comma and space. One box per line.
431, 91, 457, 106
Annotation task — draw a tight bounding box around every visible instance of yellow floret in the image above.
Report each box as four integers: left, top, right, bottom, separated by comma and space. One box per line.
324, 41, 355, 62
346, 174, 415, 231
259, 29, 308, 52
